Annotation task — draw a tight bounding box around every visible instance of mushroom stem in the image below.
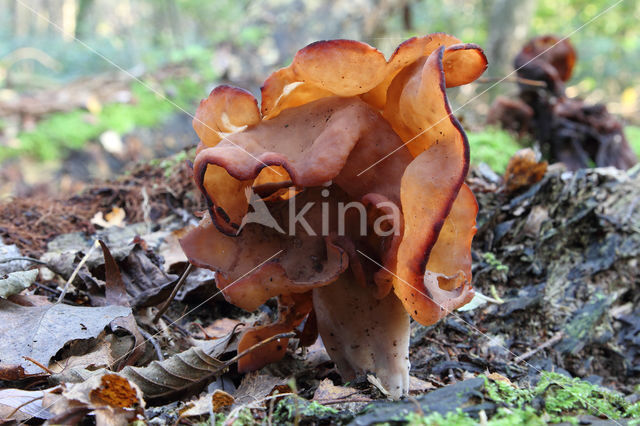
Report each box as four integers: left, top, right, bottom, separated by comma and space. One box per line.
312, 273, 410, 399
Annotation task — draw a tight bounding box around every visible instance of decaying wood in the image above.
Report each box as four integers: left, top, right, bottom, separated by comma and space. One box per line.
469, 165, 640, 388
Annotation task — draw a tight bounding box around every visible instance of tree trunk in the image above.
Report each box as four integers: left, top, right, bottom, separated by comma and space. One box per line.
485, 0, 537, 91
75, 0, 95, 39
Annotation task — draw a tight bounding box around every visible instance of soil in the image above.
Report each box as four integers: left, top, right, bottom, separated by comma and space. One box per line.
0, 149, 201, 257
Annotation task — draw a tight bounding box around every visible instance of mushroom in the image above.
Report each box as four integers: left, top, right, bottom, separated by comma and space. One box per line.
180, 33, 487, 398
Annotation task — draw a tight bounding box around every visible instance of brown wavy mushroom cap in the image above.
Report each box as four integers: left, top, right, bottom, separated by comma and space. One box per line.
515, 35, 577, 96
181, 33, 487, 398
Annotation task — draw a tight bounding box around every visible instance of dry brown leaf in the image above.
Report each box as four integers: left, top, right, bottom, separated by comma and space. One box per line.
116, 332, 235, 404
0, 299, 130, 376
486, 372, 513, 385
180, 388, 236, 418
198, 317, 242, 339
7, 293, 51, 307
504, 148, 548, 192
99, 240, 145, 369
211, 389, 235, 412
312, 378, 362, 402
232, 372, 288, 407
0, 388, 53, 421
408, 376, 436, 394
48, 335, 115, 374
45, 372, 145, 425
91, 207, 126, 228
157, 228, 189, 272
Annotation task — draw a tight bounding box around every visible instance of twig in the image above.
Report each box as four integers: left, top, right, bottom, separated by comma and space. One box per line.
32, 281, 62, 296
407, 395, 424, 416
0, 257, 49, 265
34, 205, 54, 227
514, 331, 564, 363
57, 240, 99, 303
319, 397, 373, 405
477, 76, 547, 88
22, 356, 53, 375
138, 327, 164, 361
152, 263, 194, 324
6, 395, 44, 420
161, 314, 189, 336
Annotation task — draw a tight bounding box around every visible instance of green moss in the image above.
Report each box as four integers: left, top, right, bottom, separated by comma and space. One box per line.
466, 125, 640, 174
0, 78, 205, 163
406, 407, 546, 426
272, 396, 338, 424
482, 252, 509, 273
467, 127, 524, 173
535, 372, 635, 422
156, 149, 190, 177
627, 125, 640, 157
405, 373, 638, 425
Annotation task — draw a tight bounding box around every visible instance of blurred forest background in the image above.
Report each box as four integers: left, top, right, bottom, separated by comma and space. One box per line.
1, 0, 639, 197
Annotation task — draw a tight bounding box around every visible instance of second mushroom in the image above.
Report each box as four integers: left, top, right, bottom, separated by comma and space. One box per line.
180, 33, 487, 398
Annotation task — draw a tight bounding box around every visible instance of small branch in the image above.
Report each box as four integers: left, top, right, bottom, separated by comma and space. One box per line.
152, 263, 194, 324
320, 397, 373, 405
33, 281, 62, 296
6, 395, 44, 420
57, 240, 99, 303
22, 356, 53, 375
477, 76, 547, 88
138, 327, 164, 361
514, 331, 564, 363
0, 257, 49, 265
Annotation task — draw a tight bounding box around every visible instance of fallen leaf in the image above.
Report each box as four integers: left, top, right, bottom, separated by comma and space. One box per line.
233, 372, 288, 407
300, 338, 332, 368
99, 240, 145, 369
49, 330, 243, 404
180, 389, 235, 417
0, 299, 130, 375
503, 148, 548, 192
486, 372, 513, 385
211, 389, 235, 412
157, 228, 189, 272
91, 207, 126, 228
0, 238, 31, 275
119, 337, 229, 404
0, 388, 53, 421
313, 378, 363, 402
117, 244, 178, 308
0, 364, 30, 381
7, 293, 52, 306
0, 269, 38, 298
49, 335, 115, 374
45, 372, 145, 425
198, 317, 242, 339
409, 376, 436, 394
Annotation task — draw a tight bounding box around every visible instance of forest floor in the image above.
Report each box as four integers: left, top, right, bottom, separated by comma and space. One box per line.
1, 146, 639, 425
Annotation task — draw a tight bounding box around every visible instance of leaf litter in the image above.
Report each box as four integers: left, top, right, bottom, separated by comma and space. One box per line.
1, 149, 640, 424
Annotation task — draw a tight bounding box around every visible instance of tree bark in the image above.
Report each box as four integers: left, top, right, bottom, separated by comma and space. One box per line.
485, 0, 537, 85
75, 0, 95, 39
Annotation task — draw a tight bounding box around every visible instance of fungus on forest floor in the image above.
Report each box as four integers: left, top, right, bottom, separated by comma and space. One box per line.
488, 35, 637, 171
180, 34, 487, 398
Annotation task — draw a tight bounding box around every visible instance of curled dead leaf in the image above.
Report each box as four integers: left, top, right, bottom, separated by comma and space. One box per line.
504, 148, 548, 193
45, 372, 145, 425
